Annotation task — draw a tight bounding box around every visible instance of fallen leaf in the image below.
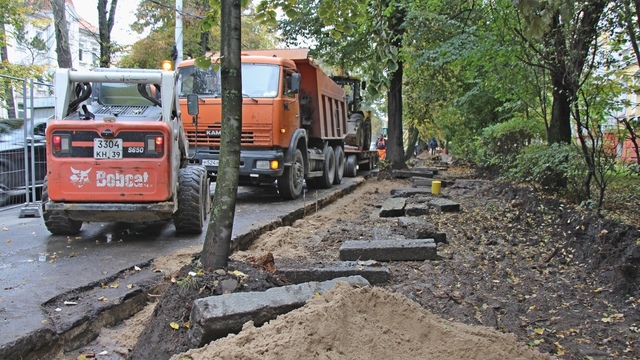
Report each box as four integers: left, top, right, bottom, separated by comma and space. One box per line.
231, 270, 247, 278
170, 322, 180, 330
127, 284, 133, 289
534, 328, 544, 335
7, 239, 11, 243
109, 282, 119, 289
134, 265, 141, 271
2, 227, 8, 231
184, 321, 190, 329
98, 297, 108, 302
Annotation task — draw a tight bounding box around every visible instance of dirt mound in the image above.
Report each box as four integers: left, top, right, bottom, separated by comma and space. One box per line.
172, 282, 549, 360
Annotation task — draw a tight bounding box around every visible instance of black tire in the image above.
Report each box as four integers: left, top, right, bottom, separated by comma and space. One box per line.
362, 117, 372, 151
333, 146, 345, 185
317, 146, 336, 188
42, 178, 83, 235
277, 149, 305, 200
360, 155, 373, 171
344, 155, 357, 177
174, 166, 207, 234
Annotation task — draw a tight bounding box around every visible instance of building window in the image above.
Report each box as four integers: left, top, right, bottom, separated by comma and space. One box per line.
79, 49, 83, 61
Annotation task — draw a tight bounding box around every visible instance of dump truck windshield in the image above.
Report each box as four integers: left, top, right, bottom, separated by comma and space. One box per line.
177, 63, 280, 98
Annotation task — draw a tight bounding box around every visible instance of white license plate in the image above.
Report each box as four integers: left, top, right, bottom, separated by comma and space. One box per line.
94, 138, 123, 159
202, 159, 219, 167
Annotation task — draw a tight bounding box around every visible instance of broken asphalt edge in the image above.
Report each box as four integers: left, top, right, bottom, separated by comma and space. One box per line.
0, 174, 372, 360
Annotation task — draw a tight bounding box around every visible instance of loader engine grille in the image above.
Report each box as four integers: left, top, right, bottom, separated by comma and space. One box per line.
94, 106, 150, 116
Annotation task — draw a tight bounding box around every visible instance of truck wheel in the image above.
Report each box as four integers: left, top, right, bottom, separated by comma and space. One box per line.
333, 146, 345, 185
317, 146, 336, 188
344, 155, 357, 177
277, 149, 304, 200
174, 166, 207, 234
42, 178, 83, 235
361, 154, 377, 171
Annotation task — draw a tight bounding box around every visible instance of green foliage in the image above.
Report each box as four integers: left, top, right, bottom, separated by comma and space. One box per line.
507, 143, 588, 202
122, 0, 277, 69
477, 116, 546, 168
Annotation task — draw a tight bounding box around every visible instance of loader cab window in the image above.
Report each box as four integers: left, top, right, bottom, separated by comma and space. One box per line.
177, 65, 220, 97
92, 82, 157, 106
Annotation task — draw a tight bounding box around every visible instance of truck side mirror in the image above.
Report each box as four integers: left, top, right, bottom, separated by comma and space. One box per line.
187, 94, 199, 115
290, 73, 301, 94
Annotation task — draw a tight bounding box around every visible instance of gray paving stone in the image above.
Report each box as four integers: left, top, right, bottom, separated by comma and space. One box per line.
397, 217, 447, 244
392, 169, 434, 179
189, 276, 370, 347
379, 197, 406, 217
277, 262, 391, 285
412, 178, 451, 188
339, 239, 437, 261
430, 198, 460, 212
404, 203, 430, 216
390, 188, 434, 198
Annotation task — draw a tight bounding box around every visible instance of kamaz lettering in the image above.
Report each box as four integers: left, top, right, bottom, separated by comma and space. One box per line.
96, 171, 150, 188
205, 130, 221, 136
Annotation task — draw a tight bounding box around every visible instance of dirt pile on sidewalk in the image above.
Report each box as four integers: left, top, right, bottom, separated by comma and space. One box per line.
172, 282, 548, 360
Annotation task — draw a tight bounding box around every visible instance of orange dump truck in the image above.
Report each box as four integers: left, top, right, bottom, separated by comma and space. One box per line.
177, 49, 361, 199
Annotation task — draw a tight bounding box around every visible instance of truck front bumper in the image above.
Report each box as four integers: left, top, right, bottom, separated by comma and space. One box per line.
190, 148, 286, 177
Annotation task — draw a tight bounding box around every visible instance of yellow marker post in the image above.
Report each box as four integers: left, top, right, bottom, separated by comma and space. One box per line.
432, 181, 441, 195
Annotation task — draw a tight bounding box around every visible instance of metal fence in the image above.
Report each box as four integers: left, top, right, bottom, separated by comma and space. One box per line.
0, 75, 53, 217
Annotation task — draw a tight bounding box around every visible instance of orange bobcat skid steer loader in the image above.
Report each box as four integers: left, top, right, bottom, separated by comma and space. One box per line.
42, 68, 209, 235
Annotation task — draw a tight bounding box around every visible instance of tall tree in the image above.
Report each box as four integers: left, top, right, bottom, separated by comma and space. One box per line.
50, 0, 72, 68
514, 0, 609, 145
98, 0, 117, 67
201, 0, 242, 269
277, 0, 410, 169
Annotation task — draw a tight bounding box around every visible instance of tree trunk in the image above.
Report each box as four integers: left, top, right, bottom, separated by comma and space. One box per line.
387, 61, 407, 170
201, 0, 242, 270
548, 72, 573, 144
98, 0, 118, 67
404, 125, 419, 162
1, 24, 17, 117
51, 0, 72, 68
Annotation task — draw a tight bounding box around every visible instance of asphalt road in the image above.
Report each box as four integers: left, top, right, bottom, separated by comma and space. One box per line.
0, 175, 367, 358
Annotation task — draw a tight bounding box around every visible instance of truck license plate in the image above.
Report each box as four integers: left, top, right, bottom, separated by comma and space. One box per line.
202, 159, 219, 167
94, 138, 123, 159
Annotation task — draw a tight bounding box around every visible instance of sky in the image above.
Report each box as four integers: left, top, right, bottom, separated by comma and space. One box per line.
73, 0, 143, 46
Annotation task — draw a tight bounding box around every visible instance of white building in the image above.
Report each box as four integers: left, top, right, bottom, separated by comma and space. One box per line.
6, 0, 100, 71
3, 0, 100, 118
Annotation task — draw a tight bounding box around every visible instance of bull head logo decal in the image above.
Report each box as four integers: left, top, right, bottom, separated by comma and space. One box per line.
70, 167, 91, 188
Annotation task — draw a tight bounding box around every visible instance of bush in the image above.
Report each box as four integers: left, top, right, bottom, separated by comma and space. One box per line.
507, 143, 588, 202
477, 117, 546, 171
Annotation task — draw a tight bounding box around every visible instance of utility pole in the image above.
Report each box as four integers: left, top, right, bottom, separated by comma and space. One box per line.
175, 0, 183, 66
